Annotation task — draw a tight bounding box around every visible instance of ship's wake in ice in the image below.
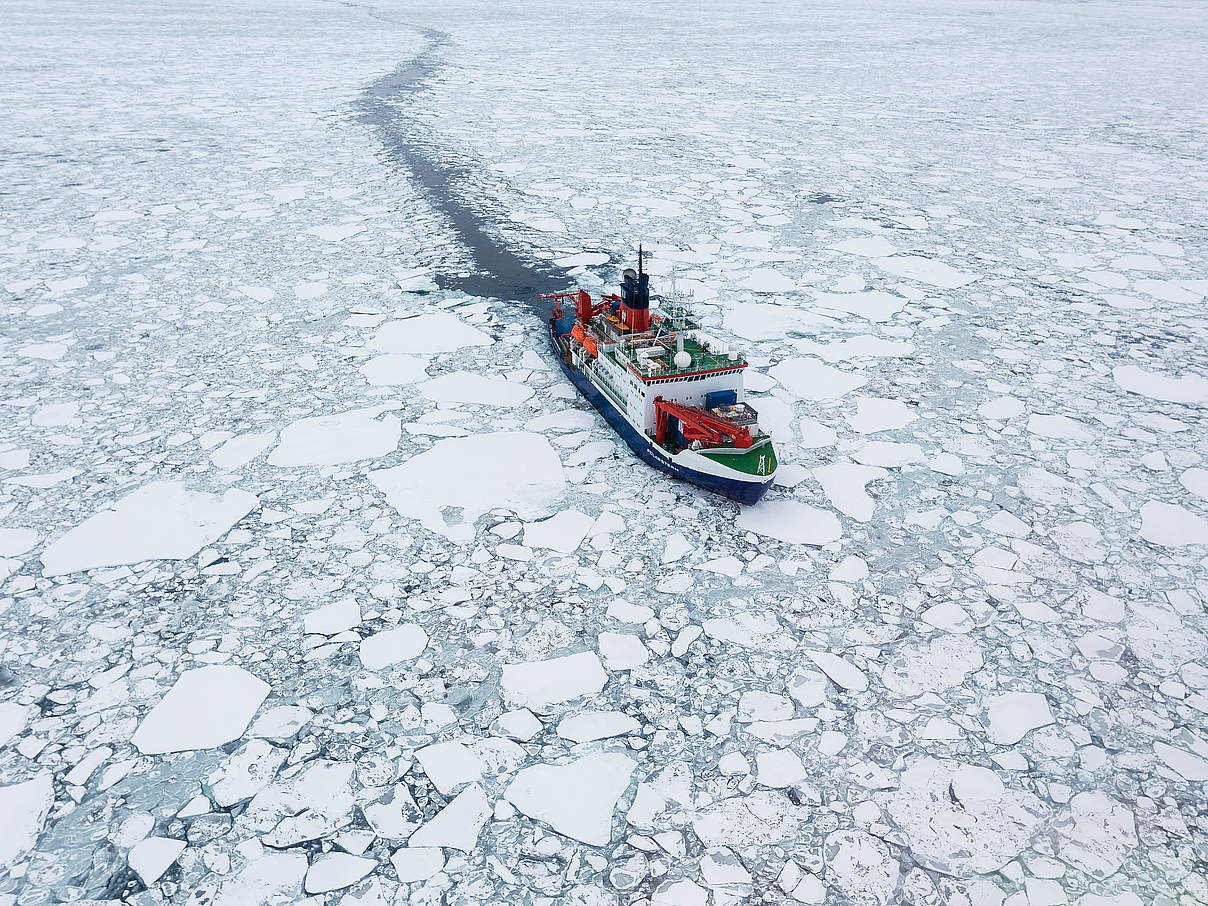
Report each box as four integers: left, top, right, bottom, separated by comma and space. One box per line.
358, 23, 567, 304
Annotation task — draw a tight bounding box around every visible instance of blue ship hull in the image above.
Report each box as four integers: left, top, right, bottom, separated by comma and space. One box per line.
549, 321, 773, 505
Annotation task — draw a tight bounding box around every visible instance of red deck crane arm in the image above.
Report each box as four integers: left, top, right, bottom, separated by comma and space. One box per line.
653, 397, 753, 449
539, 289, 612, 323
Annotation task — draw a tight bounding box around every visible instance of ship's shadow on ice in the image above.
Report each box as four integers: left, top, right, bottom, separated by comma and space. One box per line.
358, 24, 567, 306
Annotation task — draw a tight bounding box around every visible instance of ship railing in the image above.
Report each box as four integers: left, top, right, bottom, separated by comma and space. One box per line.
710, 402, 760, 428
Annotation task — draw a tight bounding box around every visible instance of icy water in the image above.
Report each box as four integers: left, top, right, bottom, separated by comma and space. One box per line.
1, 1, 1207, 905
359, 24, 566, 303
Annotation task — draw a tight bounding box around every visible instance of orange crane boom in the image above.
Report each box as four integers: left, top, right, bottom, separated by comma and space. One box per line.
654, 396, 753, 449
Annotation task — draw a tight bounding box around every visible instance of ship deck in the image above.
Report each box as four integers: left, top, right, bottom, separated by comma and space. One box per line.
586, 312, 744, 381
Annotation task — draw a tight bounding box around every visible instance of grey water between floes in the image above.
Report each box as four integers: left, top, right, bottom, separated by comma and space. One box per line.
358, 28, 568, 307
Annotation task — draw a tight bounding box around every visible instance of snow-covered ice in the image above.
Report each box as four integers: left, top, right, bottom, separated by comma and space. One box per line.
406, 785, 492, 852
40, 481, 258, 575
359, 624, 429, 670
268, 406, 401, 467
0, 774, 53, 865
369, 311, 492, 353
500, 651, 608, 709
4, 0, 1207, 901
370, 431, 565, 541
128, 837, 187, 887
505, 752, 637, 845
131, 665, 270, 754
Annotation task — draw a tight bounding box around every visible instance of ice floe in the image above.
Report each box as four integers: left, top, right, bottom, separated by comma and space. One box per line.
369, 311, 492, 354
771, 358, 867, 401
407, 785, 491, 852
986, 691, 1054, 744
128, 837, 187, 887
0, 773, 53, 865
505, 752, 637, 845
370, 431, 565, 542
268, 406, 400, 467
501, 651, 608, 709
1138, 500, 1208, 547
1113, 364, 1208, 405
132, 665, 269, 754
737, 498, 843, 544
41, 481, 257, 575
360, 353, 430, 386
874, 254, 979, 288
877, 759, 1046, 874
419, 371, 534, 406
359, 624, 429, 670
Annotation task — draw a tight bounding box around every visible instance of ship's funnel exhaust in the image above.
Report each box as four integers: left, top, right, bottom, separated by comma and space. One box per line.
620, 244, 651, 332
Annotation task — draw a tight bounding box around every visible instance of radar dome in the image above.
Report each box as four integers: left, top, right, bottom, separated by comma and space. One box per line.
674, 350, 692, 369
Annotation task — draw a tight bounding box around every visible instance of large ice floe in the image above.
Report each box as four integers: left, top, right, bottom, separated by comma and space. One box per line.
131, 665, 270, 754
40, 481, 257, 575
369, 430, 565, 541
3, 0, 1207, 903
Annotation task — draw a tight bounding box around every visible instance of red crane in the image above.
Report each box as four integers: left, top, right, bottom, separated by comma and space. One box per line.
538, 289, 612, 323
654, 397, 754, 449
